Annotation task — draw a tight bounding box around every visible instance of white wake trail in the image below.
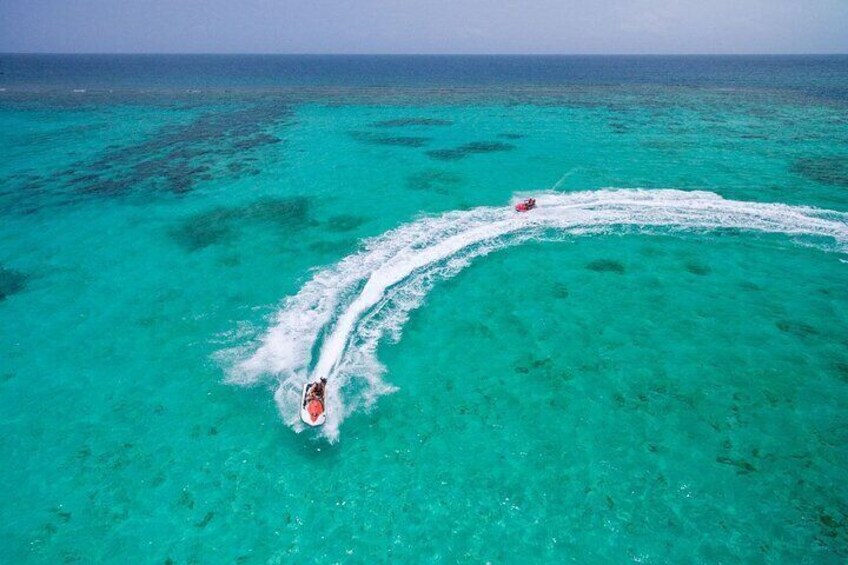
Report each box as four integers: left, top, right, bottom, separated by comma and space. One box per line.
222, 189, 847, 442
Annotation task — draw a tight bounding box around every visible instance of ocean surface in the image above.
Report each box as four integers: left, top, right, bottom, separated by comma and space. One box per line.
1, 55, 847, 562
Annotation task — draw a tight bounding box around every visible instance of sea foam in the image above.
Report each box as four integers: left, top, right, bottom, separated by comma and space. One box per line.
222, 189, 848, 441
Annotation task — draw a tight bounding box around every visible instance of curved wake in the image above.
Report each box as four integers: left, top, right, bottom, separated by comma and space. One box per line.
222, 189, 848, 441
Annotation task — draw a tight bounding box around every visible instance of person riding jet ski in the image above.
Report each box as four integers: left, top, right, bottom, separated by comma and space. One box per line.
302, 378, 327, 425
515, 198, 536, 212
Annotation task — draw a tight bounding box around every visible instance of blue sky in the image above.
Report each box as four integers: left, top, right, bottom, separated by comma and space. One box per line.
1, 0, 847, 54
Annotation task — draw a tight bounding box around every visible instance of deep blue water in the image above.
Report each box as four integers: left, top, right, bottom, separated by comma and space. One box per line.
1, 54, 848, 99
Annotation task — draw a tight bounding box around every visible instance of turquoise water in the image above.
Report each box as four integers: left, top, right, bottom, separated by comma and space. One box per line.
1, 56, 848, 562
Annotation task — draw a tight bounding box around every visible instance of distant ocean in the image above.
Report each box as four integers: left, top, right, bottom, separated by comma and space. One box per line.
1, 55, 847, 562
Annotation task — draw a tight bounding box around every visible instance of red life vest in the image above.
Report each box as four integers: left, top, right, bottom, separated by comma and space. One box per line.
307, 399, 324, 422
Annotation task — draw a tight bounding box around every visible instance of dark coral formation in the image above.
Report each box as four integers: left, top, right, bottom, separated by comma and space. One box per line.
372, 118, 453, 128
834, 360, 848, 382
585, 259, 626, 274
790, 156, 848, 187
738, 281, 762, 292
171, 212, 234, 251
426, 141, 515, 161
76, 104, 287, 196
178, 490, 195, 510
170, 196, 310, 251
685, 262, 711, 275
405, 169, 464, 192
514, 357, 553, 375
325, 214, 367, 233
237, 197, 310, 227
775, 319, 819, 338
0, 266, 27, 301
715, 456, 757, 474
308, 239, 356, 255
608, 122, 630, 134
195, 511, 215, 528
349, 131, 431, 147
551, 282, 570, 299
7, 103, 290, 214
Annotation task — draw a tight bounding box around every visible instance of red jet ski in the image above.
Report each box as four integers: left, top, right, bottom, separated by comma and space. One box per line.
515, 198, 537, 212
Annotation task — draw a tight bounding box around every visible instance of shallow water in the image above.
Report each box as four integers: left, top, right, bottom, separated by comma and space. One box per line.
1, 56, 847, 562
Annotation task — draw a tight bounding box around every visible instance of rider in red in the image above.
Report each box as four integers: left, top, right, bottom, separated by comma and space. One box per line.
305, 378, 327, 422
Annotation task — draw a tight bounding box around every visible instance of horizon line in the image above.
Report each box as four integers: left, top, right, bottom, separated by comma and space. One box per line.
2, 51, 847, 57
